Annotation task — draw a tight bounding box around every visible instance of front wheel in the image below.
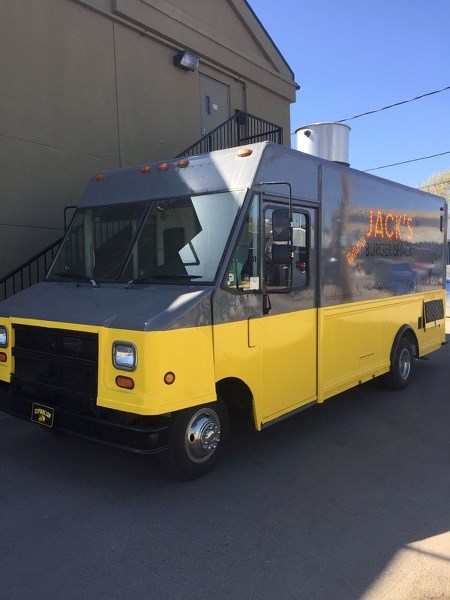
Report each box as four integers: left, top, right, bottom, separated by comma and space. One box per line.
383, 336, 414, 390
162, 400, 229, 480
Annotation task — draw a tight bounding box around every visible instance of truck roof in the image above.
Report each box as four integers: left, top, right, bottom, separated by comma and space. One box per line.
80, 142, 444, 208
80, 144, 267, 207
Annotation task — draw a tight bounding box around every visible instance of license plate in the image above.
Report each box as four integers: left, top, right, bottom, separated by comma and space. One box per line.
31, 403, 54, 428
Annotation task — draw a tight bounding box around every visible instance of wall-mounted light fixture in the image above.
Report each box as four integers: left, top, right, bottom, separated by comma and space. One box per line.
173, 50, 199, 72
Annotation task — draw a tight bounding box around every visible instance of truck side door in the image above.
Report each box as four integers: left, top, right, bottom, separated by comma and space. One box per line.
260, 202, 318, 425
212, 193, 264, 415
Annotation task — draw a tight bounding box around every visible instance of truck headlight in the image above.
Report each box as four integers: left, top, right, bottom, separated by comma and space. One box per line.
0, 326, 8, 348
112, 342, 137, 371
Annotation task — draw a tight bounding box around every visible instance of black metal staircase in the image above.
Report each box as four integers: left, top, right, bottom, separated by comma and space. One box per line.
0, 237, 62, 301
177, 110, 283, 157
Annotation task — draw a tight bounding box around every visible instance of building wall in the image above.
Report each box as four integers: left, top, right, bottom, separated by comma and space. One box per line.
0, 0, 297, 277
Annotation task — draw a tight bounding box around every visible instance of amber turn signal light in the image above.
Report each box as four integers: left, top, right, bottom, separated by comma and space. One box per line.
164, 371, 176, 385
115, 376, 135, 390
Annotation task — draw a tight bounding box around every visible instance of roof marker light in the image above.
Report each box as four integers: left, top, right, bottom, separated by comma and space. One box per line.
158, 162, 170, 171
140, 165, 152, 173
176, 159, 190, 168
237, 148, 253, 158
96, 174, 106, 181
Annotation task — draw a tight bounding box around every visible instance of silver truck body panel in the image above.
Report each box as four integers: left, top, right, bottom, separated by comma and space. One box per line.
0, 142, 444, 330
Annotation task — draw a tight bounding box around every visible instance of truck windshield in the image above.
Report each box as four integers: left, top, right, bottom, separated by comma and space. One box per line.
47, 190, 245, 284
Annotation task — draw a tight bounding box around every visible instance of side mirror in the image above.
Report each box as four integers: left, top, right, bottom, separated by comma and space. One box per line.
272, 209, 291, 242
272, 244, 292, 265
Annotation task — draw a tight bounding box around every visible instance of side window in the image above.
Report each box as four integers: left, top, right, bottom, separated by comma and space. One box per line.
223, 194, 260, 292
264, 208, 309, 291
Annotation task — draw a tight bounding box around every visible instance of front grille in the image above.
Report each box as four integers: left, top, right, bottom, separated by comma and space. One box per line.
12, 324, 98, 414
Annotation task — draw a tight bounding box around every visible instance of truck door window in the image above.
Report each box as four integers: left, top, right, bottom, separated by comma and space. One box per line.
265, 208, 309, 291
223, 194, 260, 291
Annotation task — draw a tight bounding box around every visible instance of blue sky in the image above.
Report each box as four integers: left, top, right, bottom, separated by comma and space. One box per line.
248, 0, 450, 189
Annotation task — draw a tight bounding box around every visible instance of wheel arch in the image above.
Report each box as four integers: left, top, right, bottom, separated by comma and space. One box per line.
216, 376, 256, 427
390, 324, 419, 364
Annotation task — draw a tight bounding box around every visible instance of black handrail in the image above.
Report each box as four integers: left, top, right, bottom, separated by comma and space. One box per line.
176, 110, 283, 157
0, 237, 62, 301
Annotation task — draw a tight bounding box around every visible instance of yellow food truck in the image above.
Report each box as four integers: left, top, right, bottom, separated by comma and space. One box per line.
0, 142, 446, 479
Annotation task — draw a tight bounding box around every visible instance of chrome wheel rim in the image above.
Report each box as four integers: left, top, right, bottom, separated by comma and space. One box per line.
399, 347, 411, 380
184, 408, 221, 463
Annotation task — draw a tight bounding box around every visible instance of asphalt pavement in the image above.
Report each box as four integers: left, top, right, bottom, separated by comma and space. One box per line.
1, 328, 450, 600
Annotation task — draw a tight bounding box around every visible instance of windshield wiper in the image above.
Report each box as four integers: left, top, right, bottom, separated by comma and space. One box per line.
125, 274, 202, 287
145, 274, 202, 279
48, 273, 98, 287
49, 272, 92, 282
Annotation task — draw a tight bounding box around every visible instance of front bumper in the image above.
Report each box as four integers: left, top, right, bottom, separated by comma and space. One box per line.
0, 382, 168, 454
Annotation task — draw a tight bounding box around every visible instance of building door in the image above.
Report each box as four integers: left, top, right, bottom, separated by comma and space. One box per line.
199, 75, 230, 135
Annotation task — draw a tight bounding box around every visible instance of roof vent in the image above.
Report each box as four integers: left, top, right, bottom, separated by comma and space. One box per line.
295, 122, 351, 166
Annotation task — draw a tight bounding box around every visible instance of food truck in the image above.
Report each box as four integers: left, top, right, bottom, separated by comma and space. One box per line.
0, 142, 446, 479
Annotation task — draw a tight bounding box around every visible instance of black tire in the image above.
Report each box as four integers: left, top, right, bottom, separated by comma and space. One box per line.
162, 400, 229, 480
383, 336, 414, 390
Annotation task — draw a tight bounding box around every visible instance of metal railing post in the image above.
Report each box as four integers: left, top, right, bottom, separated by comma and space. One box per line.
176, 111, 283, 158
0, 237, 63, 301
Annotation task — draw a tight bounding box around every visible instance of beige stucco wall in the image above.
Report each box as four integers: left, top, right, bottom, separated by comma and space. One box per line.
0, 0, 297, 278
0, 0, 120, 275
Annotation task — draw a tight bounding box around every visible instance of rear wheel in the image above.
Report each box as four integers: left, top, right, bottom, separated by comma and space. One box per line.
384, 336, 414, 390
162, 400, 229, 480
